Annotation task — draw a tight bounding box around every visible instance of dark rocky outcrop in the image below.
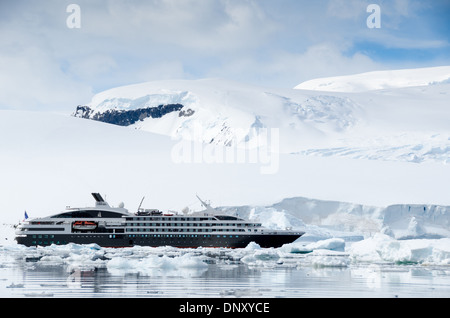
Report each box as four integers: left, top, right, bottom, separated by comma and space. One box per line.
73, 104, 189, 126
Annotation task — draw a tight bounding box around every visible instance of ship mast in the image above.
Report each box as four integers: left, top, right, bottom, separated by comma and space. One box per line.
196, 195, 217, 214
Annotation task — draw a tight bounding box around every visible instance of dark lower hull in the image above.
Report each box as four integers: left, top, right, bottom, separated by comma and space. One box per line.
16, 232, 303, 248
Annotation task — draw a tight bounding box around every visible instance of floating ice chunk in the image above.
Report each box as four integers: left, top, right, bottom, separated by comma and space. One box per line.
406, 217, 425, 237
348, 234, 450, 265
240, 248, 280, 267
281, 238, 346, 254
307, 250, 350, 268
244, 241, 261, 251
278, 238, 349, 267
106, 256, 130, 270
106, 252, 208, 276
178, 254, 209, 269
349, 234, 402, 263
38, 255, 65, 265
306, 238, 346, 251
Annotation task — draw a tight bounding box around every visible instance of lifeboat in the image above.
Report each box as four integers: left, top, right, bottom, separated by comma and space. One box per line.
72, 221, 98, 231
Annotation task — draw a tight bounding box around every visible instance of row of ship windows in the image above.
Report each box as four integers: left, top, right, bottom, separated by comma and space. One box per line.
127, 217, 213, 221
126, 223, 260, 227
30, 234, 106, 239
31, 234, 55, 238
30, 235, 62, 246
126, 228, 258, 233
29, 234, 245, 239
127, 234, 241, 238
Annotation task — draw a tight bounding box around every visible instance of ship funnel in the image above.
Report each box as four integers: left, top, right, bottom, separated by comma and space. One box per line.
91, 193, 110, 207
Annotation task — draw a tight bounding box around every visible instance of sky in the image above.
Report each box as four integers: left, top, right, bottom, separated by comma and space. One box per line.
0, 0, 449, 111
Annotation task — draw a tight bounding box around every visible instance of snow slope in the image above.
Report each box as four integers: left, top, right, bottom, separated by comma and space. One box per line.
294, 66, 450, 92
75, 75, 450, 165
78, 78, 352, 152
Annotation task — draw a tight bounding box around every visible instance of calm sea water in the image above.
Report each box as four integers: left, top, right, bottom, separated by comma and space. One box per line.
1, 248, 449, 298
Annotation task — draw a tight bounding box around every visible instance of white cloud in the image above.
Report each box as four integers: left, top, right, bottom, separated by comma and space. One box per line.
81, 0, 277, 53
133, 60, 190, 83
0, 46, 92, 110
0, 0, 447, 111
286, 44, 381, 80
67, 55, 118, 81
0, 1, 94, 110
326, 0, 367, 20
0, 0, 282, 111
206, 43, 381, 88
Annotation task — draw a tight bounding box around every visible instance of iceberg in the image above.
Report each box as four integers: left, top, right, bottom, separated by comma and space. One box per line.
348, 234, 450, 265
281, 238, 346, 254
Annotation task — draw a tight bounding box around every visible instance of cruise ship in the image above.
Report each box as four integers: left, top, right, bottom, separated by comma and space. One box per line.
15, 193, 304, 248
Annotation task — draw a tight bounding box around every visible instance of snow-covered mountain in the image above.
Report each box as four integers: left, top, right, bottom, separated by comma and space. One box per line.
73, 78, 361, 152
73, 69, 450, 164
294, 65, 450, 92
